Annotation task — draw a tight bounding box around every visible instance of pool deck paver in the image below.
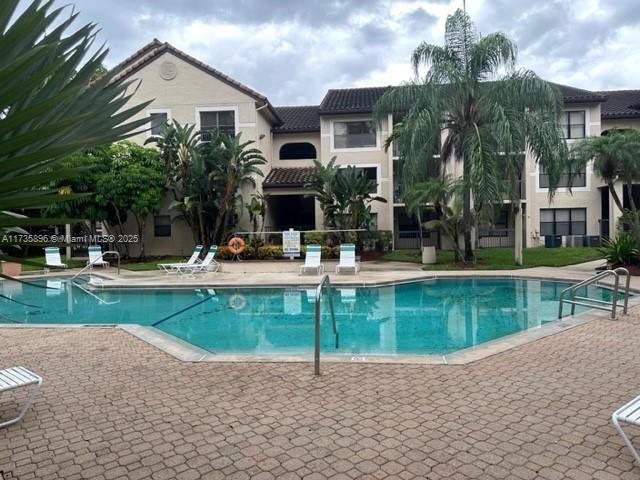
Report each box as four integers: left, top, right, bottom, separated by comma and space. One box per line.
2, 304, 640, 478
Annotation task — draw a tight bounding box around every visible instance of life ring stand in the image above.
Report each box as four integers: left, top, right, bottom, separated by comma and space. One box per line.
228, 237, 245, 261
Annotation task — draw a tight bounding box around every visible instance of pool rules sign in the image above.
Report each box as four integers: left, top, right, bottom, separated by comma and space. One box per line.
282, 229, 301, 258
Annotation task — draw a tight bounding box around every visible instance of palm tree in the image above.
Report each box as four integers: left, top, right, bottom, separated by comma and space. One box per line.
570, 128, 640, 238
307, 157, 387, 230
307, 158, 341, 228
0, 1, 150, 269
209, 133, 267, 244
146, 121, 209, 245
406, 175, 465, 260
333, 167, 387, 230
246, 192, 270, 233
374, 9, 568, 264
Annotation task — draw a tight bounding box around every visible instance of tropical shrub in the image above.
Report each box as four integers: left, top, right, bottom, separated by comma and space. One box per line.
306, 157, 386, 230
95, 142, 164, 260
257, 245, 284, 260
146, 124, 267, 249
0, 1, 150, 270
598, 233, 639, 266
303, 232, 325, 245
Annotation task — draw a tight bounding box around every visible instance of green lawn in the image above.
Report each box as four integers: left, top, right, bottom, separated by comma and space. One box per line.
10, 255, 187, 273
18, 255, 85, 272
120, 256, 185, 271
383, 247, 603, 270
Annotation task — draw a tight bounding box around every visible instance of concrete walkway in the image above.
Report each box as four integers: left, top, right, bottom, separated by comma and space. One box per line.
1, 310, 640, 479
44, 258, 640, 292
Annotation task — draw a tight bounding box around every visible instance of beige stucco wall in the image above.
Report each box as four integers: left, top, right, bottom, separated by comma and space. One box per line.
271, 132, 321, 168
116, 51, 274, 255
317, 115, 394, 231
523, 103, 606, 247
601, 118, 640, 131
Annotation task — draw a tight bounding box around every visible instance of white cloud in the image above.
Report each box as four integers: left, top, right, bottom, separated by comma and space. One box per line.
25, 0, 640, 104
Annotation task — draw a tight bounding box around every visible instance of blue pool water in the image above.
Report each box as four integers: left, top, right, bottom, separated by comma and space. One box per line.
0, 277, 622, 355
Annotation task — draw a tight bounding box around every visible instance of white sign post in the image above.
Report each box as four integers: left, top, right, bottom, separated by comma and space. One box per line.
282, 228, 301, 260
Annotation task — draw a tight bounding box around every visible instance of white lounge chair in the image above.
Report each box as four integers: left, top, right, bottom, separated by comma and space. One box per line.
87, 245, 109, 268
44, 247, 67, 272
0, 366, 42, 428
335, 244, 360, 274
158, 245, 203, 274
299, 244, 324, 275
612, 394, 640, 465
176, 246, 220, 275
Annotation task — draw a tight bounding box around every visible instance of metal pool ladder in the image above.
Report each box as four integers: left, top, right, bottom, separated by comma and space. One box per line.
558, 267, 631, 320
314, 274, 338, 376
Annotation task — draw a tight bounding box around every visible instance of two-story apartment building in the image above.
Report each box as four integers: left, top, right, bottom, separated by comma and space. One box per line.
112, 39, 640, 256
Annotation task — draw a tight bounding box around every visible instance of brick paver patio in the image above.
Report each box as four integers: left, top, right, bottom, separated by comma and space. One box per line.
1, 311, 640, 479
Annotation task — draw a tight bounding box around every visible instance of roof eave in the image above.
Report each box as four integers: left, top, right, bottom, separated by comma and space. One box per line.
602, 113, 640, 120
272, 127, 321, 134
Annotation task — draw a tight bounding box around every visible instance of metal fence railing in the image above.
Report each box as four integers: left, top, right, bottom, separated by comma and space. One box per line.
478, 229, 515, 248
394, 230, 439, 250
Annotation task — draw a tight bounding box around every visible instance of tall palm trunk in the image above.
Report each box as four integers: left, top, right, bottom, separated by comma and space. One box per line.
462, 155, 473, 262
212, 174, 235, 244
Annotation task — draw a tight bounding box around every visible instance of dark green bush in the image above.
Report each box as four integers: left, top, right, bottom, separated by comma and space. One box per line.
599, 233, 638, 266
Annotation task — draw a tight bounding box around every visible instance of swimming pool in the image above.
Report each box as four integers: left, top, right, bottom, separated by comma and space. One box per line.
0, 277, 623, 356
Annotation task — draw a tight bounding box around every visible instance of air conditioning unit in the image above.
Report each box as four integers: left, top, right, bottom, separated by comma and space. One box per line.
565, 235, 585, 247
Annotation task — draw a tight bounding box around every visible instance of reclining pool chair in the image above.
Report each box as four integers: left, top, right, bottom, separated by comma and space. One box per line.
0, 366, 42, 428
87, 245, 109, 268
177, 246, 220, 275
158, 245, 203, 274
335, 244, 360, 274
612, 394, 640, 465
300, 244, 324, 275
44, 247, 67, 273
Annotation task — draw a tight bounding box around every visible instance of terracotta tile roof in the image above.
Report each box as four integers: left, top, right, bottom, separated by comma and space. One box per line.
272, 106, 320, 133
318, 86, 391, 114
109, 39, 282, 125
551, 83, 608, 103
263, 167, 317, 188
599, 89, 640, 119
317, 83, 608, 115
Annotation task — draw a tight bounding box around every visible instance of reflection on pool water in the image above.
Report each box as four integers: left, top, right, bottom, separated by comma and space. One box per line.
0, 277, 622, 355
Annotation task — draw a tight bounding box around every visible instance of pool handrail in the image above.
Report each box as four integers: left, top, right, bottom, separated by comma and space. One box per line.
72, 250, 121, 280
314, 274, 338, 376
558, 267, 630, 320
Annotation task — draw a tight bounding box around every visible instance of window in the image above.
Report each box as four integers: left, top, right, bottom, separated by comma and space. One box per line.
154, 215, 171, 237
338, 166, 378, 194
539, 166, 586, 188
561, 111, 585, 139
149, 112, 168, 136
279, 142, 317, 160
333, 120, 376, 149
540, 208, 586, 236
199, 110, 235, 141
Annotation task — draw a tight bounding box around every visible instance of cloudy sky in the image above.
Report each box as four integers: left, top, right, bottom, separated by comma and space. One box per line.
31, 0, 640, 105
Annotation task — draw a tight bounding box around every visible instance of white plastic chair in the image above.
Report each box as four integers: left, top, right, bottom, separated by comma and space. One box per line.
44, 247, 67, 272
612, 394, 640, 465
177, 246, 220, 275
335, 244, 360, 274
0, 366, 42, 428
87, 245, 109, 268
158, 245, 203, 274
299, 245, 324, 275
